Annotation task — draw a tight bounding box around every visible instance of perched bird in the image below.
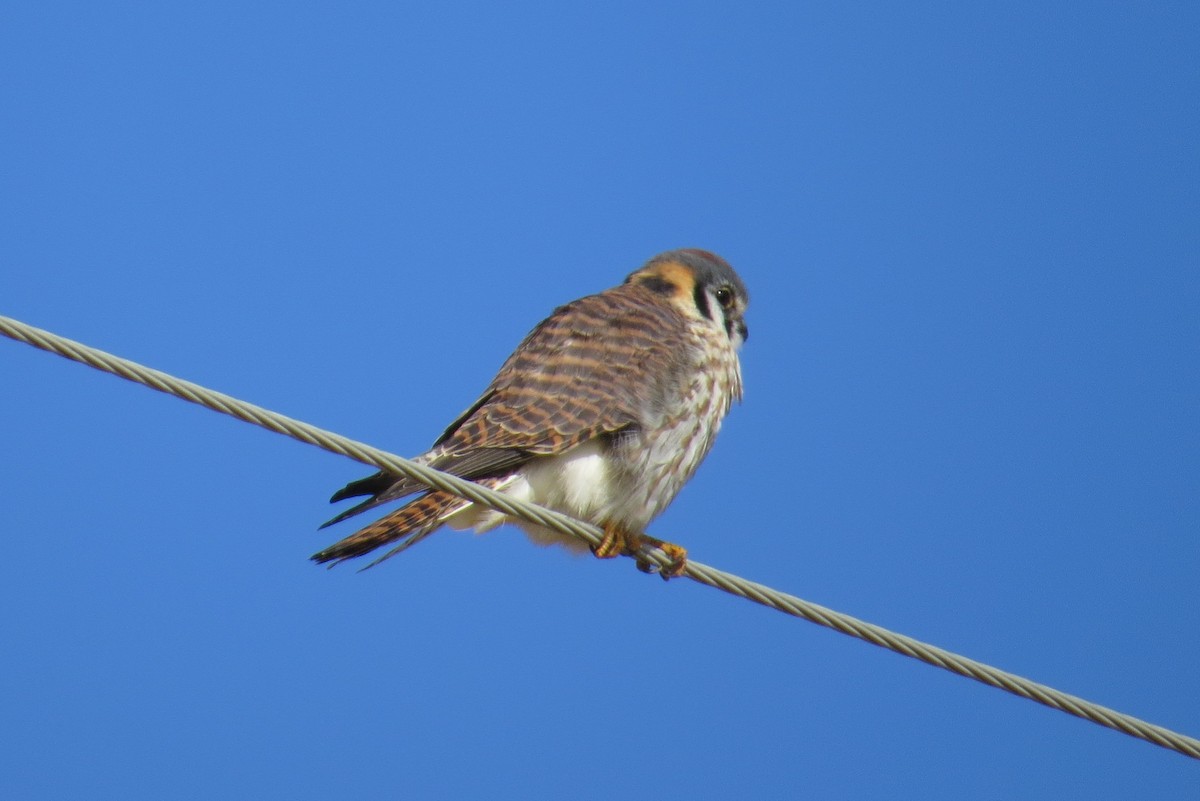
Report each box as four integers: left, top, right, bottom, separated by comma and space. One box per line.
313, 249, 749, 577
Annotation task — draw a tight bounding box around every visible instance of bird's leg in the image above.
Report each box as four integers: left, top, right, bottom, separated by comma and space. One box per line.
592, 523, 688, 580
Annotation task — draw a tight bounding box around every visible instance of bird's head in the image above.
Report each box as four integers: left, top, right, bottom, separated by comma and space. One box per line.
626, 249, 750, 348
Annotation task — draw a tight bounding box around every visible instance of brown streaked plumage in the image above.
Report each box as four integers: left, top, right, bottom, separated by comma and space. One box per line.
313, 249, 749, 576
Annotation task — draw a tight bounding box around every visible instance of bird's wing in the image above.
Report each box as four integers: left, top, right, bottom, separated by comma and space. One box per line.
435, 282, 694, 456
323, 283, 694, 526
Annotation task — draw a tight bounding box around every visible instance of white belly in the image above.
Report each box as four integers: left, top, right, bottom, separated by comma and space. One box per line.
441, 439, 613, 552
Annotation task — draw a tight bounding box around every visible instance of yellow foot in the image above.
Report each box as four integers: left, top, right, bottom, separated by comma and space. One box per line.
592, 524, 688, 580
591, 522, 634, 559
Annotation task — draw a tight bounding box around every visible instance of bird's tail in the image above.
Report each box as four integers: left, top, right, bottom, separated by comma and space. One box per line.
311, 490, 471, 569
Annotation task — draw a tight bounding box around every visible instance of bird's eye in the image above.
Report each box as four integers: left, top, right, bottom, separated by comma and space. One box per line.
714, 286, 735, 308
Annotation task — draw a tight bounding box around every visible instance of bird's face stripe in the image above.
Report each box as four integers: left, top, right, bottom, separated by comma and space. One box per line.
637, 275, 675, 295
692, 281, 713, 322
726, 315, 749, 343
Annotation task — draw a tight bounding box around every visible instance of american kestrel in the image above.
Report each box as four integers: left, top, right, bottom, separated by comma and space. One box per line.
313, 249, 749, 577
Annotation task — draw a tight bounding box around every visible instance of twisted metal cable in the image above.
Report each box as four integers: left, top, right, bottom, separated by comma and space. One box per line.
2, 312, 1197, 761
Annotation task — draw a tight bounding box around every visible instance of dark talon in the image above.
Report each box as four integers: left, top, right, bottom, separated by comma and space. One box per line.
658, 560, 686, 581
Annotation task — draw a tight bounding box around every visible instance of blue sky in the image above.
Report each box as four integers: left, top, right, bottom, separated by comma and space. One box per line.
2, 2, 1198, 798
